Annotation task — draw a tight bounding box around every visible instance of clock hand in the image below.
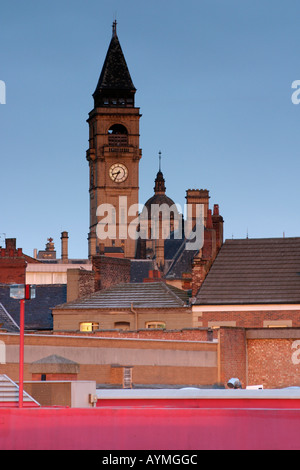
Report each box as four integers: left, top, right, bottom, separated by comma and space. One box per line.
112, 170, 121, 180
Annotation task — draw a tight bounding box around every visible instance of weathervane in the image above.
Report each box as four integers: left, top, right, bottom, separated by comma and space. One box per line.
112, 19, 117, 37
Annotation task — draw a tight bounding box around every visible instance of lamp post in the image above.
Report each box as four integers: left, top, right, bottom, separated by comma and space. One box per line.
10, 284, 36, 408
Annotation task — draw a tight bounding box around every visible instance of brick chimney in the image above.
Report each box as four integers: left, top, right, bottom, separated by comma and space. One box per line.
185, 189, 210, 228
61, 231, 69, 264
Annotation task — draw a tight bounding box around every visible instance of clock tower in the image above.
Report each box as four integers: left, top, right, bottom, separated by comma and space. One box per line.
87, 22, 142, 259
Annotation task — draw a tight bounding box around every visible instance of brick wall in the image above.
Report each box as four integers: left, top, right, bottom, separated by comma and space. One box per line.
52, 328, 216, 342
32, 373, 77, 381
0, 258, 26, 284
246, 329, 300, 388
3, 328, 300, 390
218, 327, 247, 388
195, 309, 300, 328
0, 331, 218, 388
92, 255, 131, 291
0, 238, 39, 284
67, 269, 95, 302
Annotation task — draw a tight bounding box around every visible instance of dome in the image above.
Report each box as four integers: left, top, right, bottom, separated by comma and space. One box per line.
143, 170, 177, 220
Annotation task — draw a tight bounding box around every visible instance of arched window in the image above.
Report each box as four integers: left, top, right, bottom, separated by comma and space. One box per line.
114, 321, 131, 330
108, 124, 128, 147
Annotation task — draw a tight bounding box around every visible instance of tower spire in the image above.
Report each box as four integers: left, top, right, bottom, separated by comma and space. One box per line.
93, 24, 136, 108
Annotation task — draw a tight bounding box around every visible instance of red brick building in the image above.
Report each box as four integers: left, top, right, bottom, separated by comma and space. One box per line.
0, 238, 39, 285
193, 237, 300, 328
1, 326, 300, 391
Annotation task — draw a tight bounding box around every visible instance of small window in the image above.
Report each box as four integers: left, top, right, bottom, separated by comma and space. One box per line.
41, 374, 46, 381
115, 321, 130, 330
146, 321, 166, 329
80, 322, 99, 332
123, 367, 133, 389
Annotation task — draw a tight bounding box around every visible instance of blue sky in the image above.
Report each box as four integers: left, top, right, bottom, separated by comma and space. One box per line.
0, 0, 300, 259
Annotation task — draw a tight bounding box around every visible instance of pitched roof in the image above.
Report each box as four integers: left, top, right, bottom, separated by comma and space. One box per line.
31, 355, 78, 365
165, 237, 198, 279
93, 32, 135, 97
0, 285, 67, 330
54, 282, 189, 310
194, 237, 300, 305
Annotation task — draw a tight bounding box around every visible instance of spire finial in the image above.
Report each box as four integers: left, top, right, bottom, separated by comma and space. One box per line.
159, 151, 162, 172
112, 19, 117, 37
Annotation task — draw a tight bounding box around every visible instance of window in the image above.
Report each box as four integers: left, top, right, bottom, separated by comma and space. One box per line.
108, 124, 128, 147
80, 322, 99, 332
264, 321, 291, 328
123, 367, 133, 389
146, 321, 166, 329
114, 321, 130, 330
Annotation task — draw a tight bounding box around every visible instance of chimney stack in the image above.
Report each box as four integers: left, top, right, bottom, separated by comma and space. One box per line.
61, 231, 69, 264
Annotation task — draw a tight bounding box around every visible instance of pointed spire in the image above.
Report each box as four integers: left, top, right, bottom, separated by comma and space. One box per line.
93, 24, 136, 108
154, 152, 166, 194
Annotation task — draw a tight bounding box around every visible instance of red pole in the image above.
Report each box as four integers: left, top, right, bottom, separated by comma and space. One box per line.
19, 299, 25, 408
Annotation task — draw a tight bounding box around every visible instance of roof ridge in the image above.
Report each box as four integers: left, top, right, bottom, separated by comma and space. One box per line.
160, 282, 185, 306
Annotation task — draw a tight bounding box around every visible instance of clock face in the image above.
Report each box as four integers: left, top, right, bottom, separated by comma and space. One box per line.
109, 163, 128, 183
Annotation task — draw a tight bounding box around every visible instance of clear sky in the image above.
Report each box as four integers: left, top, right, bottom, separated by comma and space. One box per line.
0, 0, 300, 259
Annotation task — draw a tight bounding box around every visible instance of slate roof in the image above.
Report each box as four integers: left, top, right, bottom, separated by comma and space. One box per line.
54, 282, 189, 310
130, 260, 155, 283
194, 238, 300, 305
31, 355, 78, 366
0, 303, 19, 332
93, 31, 135, 99
165, 237, 198, 279
0, 285, 67, 330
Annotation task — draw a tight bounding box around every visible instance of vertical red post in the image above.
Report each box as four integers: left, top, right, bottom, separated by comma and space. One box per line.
19, 299, 25, 408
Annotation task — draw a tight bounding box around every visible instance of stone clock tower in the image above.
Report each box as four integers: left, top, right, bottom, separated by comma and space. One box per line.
87, 22, 142, 259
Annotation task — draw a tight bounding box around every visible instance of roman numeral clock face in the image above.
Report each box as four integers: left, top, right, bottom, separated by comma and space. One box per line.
109, 163, 128, 183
